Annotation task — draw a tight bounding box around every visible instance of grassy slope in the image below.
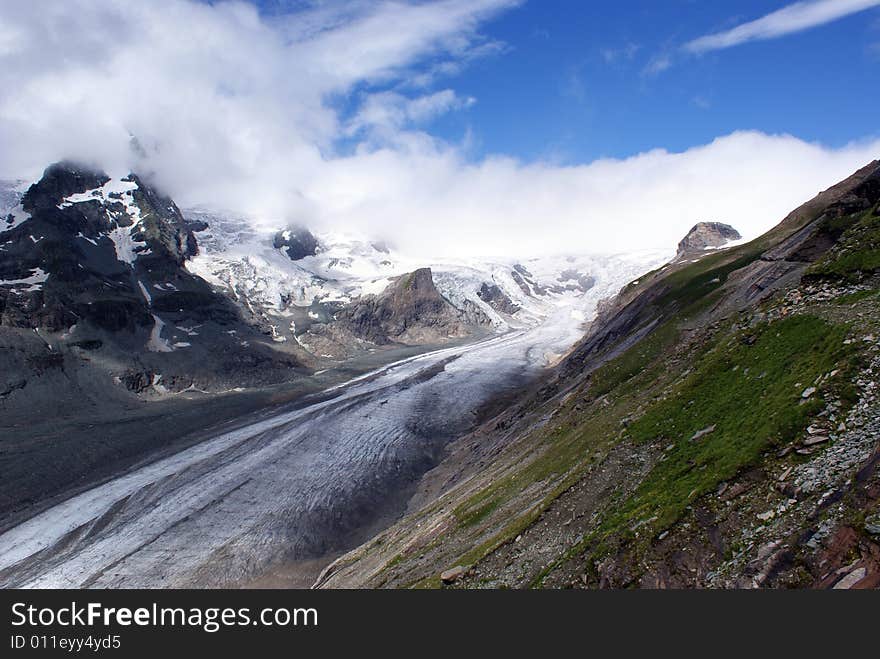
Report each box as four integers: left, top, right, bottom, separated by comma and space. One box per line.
430, 244, 771, 584
546, 315, 857, 580
808, 209, 880, 281
427, 205, 877, 587
329, 176, 877, 589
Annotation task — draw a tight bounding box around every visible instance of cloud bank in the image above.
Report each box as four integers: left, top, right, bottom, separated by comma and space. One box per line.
685, 0, 880, 54
0, 0, 878, 258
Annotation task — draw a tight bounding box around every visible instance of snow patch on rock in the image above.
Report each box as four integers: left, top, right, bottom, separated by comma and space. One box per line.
0, 267, 49, 292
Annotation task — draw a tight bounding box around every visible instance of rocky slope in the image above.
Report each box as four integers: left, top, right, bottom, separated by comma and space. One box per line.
335, 267, 487, 345
315, 160, 880, 589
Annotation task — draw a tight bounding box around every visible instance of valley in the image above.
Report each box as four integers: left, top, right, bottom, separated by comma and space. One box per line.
0, 286, 644, 588
2, 158, 878, 591
0, 162, 670, 588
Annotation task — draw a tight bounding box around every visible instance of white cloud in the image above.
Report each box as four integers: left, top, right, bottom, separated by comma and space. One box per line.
312, 131, 880, 257
0, 0, 516, 217
642, 53, 672, 76
347, 89, 475, 138
0, 0, 878, 261
685, 0, 880, 54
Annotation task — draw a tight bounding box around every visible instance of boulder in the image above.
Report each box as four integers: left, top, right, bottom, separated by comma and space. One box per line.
440, 565, 467, 584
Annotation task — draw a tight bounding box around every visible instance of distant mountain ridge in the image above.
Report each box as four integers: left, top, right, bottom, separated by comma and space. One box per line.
1, 161, 640, 409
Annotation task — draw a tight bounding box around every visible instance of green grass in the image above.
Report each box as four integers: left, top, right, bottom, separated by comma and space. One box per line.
455, 497, 502, 528
809, 209, 880, 282
588, 321, 680, 399
834, 289, 879, 305
582, 315, 853, 550
525, 314, 857, 586
658, 249, 762, 312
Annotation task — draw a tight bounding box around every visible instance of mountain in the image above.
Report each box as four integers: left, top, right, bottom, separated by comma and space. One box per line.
676, 221, 741, 259
315, 160, 880, 589
2, 161, 673, 532
0, 163, 325, 521
1, 162, 524, 405
181, 207, 633, 359
334, 267, 488, 345
0, 162, 303, 398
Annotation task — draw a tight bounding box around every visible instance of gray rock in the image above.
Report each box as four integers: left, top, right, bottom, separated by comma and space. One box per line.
690, 424, 717, 442
676, 222, 741, 258
440, 565, 467, 584
337, 268, 488, 345
272, 227, 319, 261
833, 567, 866, 589
477, 282, 520, 315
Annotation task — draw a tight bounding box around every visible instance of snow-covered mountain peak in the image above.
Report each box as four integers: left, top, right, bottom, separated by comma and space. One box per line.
182, 207, 675, 356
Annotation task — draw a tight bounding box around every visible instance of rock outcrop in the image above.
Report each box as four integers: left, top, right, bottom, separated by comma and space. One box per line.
477, 282, 520, 315
338, 267, 487, 345
676, 221, 741, 258
273, 227, 319, 261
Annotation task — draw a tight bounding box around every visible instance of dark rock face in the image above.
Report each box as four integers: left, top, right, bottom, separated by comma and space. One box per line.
510, 263, 547, 297
273, 227, 319, 261
0, 161, 303, 402
477, 282, 520, 315
0, 162, 217, 332
552, 269, 596, 294
676, 222, 741, 258
338, 267, 483, 345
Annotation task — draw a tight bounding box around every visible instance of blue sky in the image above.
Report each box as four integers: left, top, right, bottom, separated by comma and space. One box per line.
441, 0, 880, 162
260, 0, 880, 164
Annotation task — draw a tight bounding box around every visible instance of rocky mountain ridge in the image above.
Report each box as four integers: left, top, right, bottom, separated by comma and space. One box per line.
0, 162, 301, 395
315, 160, 880, 590
181, 207, 622, 359
335, 267, 487, 345
1, 163, 525, 401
